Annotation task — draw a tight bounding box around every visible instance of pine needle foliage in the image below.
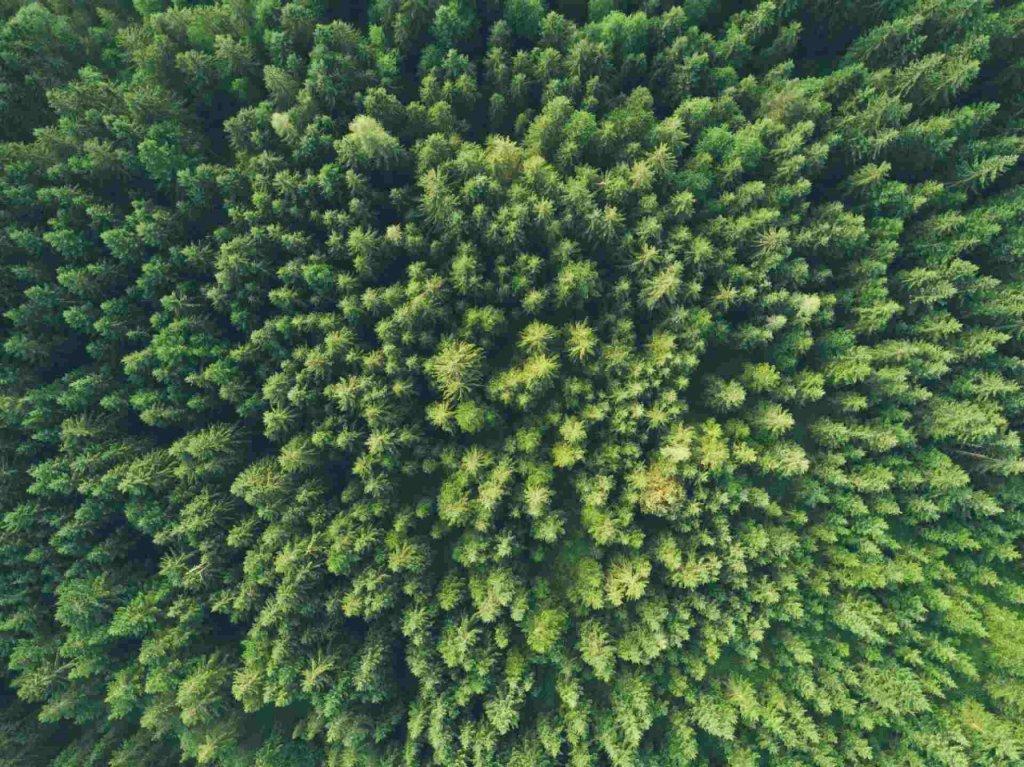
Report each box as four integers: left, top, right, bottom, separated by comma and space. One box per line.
1, 1, 1024, 766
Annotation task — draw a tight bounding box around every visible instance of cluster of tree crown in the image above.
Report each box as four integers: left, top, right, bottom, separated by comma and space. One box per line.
1, 0, 1024, 765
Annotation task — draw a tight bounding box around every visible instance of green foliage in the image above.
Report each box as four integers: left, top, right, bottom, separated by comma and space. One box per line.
431, 0, 480, 53
334, 114, 406, 172
505, 0, 548, 40
2, 1, 1024, 767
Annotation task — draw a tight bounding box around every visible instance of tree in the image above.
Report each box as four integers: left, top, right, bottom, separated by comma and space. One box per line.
705, 375, 747, 413
504, 0, 548, 41
335, 115, 406, 172
578, 619, 616, 681
431, 0, 480, 54
424, 336, 485, 402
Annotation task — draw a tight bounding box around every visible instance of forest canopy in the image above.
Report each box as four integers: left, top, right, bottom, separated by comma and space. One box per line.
1, 0, 1024, 766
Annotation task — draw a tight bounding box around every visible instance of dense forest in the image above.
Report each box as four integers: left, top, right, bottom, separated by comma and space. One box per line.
1, 0, 1024, 765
